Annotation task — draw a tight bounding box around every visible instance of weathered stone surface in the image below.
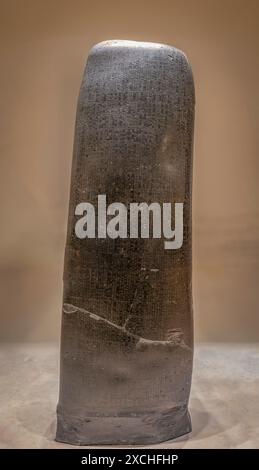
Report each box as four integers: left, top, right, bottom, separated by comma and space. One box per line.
56, 40, 195, 445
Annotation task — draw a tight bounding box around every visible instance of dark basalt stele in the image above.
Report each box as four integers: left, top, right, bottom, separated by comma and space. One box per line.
56, 40, 195, 445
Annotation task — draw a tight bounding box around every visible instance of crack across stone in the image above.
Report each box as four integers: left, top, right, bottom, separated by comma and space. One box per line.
63, 302, 190, 351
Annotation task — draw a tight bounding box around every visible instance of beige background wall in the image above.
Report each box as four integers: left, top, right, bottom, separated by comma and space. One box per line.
0, 0, 258, 341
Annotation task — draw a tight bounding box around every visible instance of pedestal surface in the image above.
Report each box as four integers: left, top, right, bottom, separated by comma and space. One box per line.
0, 343, 258, 449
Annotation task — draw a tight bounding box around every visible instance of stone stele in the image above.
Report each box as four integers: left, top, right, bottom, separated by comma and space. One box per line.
56, 40, 195, 445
